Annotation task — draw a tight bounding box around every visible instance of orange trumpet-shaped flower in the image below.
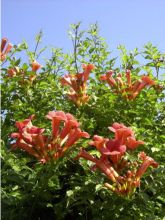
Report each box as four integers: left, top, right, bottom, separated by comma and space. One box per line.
11, 111, 89, 163
77, 148, 118, 183
7, 66, 37, 84
126, 137, 145, 150
31, 60, 41, 72
100, 70, 157, 100
11, 115, 46, 160
88, 123, 143, 164
0, 38, 13, 61
29, 74, 37, 82
46, 111, 67, 137
61, 64, 95, 106
7, 68, 18, 77
100, 70, 117, 87
77, 123, 157, 197
135, 152, 159, 179
109, 123, 134, 145
7, 67, 22, 78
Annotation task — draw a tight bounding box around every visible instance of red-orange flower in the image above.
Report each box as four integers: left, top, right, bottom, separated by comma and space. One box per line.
100, 70, 157, 100
29, 74, 37, 82
7, 68, 17, 77
31, 60, 41, 72
108, 123, 134, 145
131, 75, 156, 98
11, 111, 89, 163
61, 64, 95, 106
77, 122, 155, 197
11, 115, 47, 161
88, 123, 144, 165
77, 148, 119, 183
0, 38, 13, 61
7, 67, 21, 78
105, 140, 126, 164
126, 137, 144, 150
100, 70, 117, 87
7, 65, 37, 84
136, 152, 159, 179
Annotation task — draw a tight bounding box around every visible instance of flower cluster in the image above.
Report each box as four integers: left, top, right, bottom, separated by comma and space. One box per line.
61, 64, 95, 106
7, 60, 41, 84
11, 111, 89, 163
77, 123, 158, 196
100, 70, 156, 100
11, 111, 158, 196
0, 38, 13, 61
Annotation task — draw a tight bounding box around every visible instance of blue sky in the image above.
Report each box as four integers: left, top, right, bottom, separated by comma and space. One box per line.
2, 0, 165, 61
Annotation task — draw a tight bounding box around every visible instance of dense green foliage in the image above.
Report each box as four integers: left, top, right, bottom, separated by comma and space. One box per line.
1, 23, 165, 220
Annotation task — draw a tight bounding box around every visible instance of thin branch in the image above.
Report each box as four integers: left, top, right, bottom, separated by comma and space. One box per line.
34, 30, 43, 59
73, 25, 79, 73
155, 65, 159, 79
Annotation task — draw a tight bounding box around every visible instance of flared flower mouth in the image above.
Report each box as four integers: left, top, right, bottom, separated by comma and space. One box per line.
141, 75, 156, 86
